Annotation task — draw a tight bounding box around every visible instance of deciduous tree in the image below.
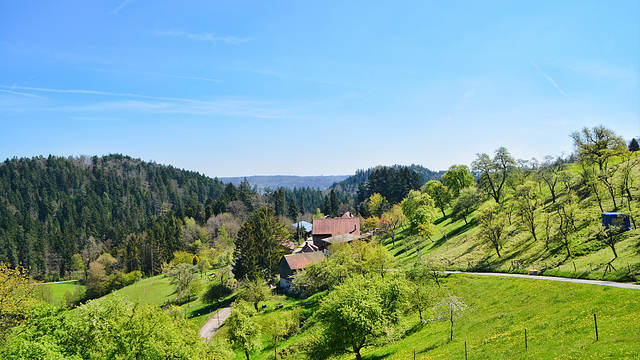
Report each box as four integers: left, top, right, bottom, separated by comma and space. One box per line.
477, 202, 508, 257
422, 180, 452, 218
239, 279, 271, 311
228, 300, 262, 360
367, 193, 389, 218
0, 263, 37, 340
313, 275, 408, 360
401, 190, 437, 240
570, 125, 627, 171
433, 295, 470, 341
381, 204, 406, 247
450, 187, 481, 225
442, 165, 474, 197
472, 147, 517, 204
537, 155, 565, 203
3, 295, 224, 359
406, 262, 440, 322
167, 263, 199, 301
514, 181, 540, 241
555, 194, 579, 259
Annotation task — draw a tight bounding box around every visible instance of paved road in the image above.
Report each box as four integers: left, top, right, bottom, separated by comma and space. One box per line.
444, 271, 640, 290
199, 306, 232, 342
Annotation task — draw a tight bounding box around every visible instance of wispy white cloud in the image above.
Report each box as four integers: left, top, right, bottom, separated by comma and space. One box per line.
84, 67, 222, 83
0, 84, 212, 104
0, 88, 43, 98
530, 62, 571, 100
57, 99, 305, 119
69, 117, 125, 122
110, 0, 136, 15
0, 84, 306, 119
152, 29, 253, 45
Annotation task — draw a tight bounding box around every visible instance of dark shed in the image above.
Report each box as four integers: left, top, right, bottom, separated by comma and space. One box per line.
601, 212, 631, 233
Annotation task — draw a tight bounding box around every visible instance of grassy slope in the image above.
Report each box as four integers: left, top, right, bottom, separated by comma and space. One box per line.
34, 281, 86, 306
102, 267, 238, 331
215, 273, 640, 360
353, 274, 640, 360
101, 155, 640, 359
384, 154, 640, 281
102, 273, 175, 306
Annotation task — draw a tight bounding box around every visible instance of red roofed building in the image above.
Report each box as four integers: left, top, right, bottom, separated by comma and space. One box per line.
312, 217, 360, 249
278, 251, 325, 290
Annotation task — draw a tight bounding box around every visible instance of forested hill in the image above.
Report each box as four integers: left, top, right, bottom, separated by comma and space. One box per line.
0, 154, 229, 277
219, 175, 349, 190
332, 164, 444, 194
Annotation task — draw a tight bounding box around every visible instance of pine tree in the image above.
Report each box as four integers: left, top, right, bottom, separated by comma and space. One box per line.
287, 199, 299, 221
233, 207, 290, 281
629, 138, 640, 152
329, 189, 340, 217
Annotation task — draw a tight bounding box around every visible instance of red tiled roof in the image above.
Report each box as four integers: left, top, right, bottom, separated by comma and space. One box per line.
312, 217, 360, 237
282, 251, 325, 271
279, 238, 296, 251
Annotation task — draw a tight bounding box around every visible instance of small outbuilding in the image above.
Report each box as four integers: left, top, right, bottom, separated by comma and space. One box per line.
601, 212, 631, 233
278, 251, 325, 290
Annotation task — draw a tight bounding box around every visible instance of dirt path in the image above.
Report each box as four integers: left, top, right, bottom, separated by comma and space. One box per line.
199, 306, 232, 342
444, 271, 640, 290
35, 280, 80, 285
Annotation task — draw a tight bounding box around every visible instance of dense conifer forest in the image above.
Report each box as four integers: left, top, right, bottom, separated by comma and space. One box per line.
0, 156, 432, 282
0, 154, 226, 277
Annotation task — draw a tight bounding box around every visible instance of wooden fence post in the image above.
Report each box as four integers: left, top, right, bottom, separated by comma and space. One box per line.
594, 313, 598, 341
525, 329, 527, 350
465, 341, 468, 360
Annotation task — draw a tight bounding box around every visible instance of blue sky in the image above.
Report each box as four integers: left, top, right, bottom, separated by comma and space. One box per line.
1, 1, 638, 177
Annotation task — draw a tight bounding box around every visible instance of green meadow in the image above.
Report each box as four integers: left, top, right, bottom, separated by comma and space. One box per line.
225, 273, 640, 360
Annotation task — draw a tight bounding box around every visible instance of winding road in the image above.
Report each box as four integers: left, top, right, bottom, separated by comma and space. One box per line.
199, 306, 232, 342
444, 271, 640, 290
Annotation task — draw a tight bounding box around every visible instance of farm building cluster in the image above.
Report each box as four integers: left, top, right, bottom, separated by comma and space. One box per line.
279, 213, 368, 291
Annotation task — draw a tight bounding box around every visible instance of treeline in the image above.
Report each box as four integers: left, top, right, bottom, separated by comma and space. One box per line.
0, 154, 340, 281
332, 164, 442, 193
0, 154, 225, 277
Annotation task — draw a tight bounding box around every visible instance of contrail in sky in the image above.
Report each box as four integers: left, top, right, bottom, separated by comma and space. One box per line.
0, 84, 211, 104
110, 0, 135, 15
530, 62, 571, 100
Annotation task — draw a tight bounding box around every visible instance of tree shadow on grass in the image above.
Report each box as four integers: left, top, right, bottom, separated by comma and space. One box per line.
417, 338, 449, 355
404, 321, 427, 337
460, 242, 481, 257
364, 350, 393, 360
189, 303, 218, 317
394, 248, 407, 257
446, 221, 475, 238
434, 216, 449, 225
432, 235, 448, 248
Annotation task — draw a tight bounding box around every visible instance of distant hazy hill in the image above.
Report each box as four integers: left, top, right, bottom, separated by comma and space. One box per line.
218, 175, 350, 190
